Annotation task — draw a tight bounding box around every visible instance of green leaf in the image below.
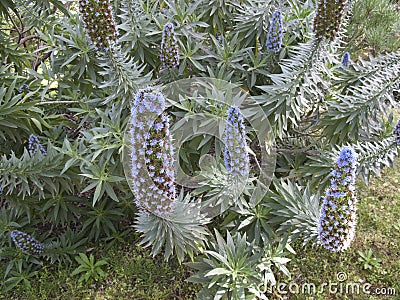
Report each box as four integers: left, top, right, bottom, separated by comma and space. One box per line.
205, 268, 232, 276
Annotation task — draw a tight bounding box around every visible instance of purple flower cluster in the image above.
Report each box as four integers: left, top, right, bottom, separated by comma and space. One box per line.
78, 0, 117, 51
28, 134, 47, 155
223, 106, 250, 177
216, 32, 224, 44
266, 11, 283, 53
394, 120, 400, 145
130, 88, 176, 215
10, 230, 44, 255
19, 84, 29, 94
314, 0, 347, 41
160, 23, 179, 69
341, 52, 350, 67
318, 146, 357, 252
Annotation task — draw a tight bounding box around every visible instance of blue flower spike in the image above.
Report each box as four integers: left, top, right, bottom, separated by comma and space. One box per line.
341, 52, 350, 67
318, 146, 358, 252
28, 134, 47, 155
314, 0, 347, 41
223, 106, 250, 177
10, 230, 44, 255
160, 22, 180, 69
266, 11, 283, 53
130, 87, 176, 216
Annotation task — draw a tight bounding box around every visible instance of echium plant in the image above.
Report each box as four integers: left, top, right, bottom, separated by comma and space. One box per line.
394, 120, 400, 145
223, 106, 250, 177
266, 10, 284, 52
129, 87, 208, 262
78, 0, 117, 50
10, 230, 44, 255
28, 134, 47, 155
160, 23, 179, 69
318, 146, 357, 252
314, 0, 347, 40
130, 87, 175, 215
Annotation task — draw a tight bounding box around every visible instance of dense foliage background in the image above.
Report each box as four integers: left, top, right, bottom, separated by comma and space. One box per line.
0, 0, 399, 298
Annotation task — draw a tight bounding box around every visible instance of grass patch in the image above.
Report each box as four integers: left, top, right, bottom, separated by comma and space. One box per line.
1, 234, 199, 299
284, 164, 400, 300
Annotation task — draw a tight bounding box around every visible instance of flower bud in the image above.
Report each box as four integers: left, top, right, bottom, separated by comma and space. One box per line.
78, 0, 117, 50
313, 0, 347, 41
160, 23, 179, 69
341, 52, 350, 67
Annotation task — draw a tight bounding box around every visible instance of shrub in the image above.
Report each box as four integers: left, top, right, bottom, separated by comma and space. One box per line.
346, 0, 400, 56
0, 0, 399, 297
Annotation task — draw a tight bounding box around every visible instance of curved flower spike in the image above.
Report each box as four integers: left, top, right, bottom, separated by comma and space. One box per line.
10, 230, 44, 255
130, 87, 176, 215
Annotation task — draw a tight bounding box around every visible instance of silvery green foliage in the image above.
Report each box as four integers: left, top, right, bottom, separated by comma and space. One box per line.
1, 0, 141, 269
256, 39, 329, 138
117, 0, 159, 67
299, 135, 399, 191
318, 147, 357, 252
1, 0, 400, 295
233, 0, 273, 48
320, 51, 400, 144
134, 192, 209, 263
264, 180, 320, 246
355, 137, 399, 184
191, 155, 256, 218
39, 229, 88, 264
0, 146, 65, 199
0, 81, 45, 143
98, 47, 150, 104
187, 230, 292, 299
